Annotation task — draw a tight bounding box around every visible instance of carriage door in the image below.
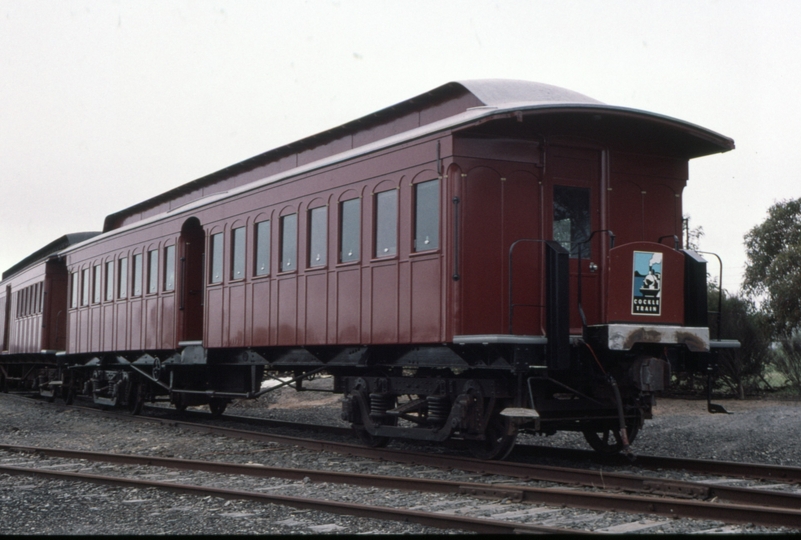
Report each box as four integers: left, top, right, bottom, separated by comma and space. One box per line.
1, 285, 10, 351
178, 217, 205, 342
545, 145, 604, 332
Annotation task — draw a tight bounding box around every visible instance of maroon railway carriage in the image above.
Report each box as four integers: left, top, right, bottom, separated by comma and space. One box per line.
2, 80, 734, 458
0, 233, 99, 393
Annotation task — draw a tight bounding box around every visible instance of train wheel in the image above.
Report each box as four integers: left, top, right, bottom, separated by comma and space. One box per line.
347, 385, 394, 448
64, 384, 75, 406
354, 427, 390, 448
173, 393, 188, 413
128, 382, 144, 416
582, 420, 640, 455
468, 414, 517, 460
209, 398, 227, 417
0, 373, 7, 393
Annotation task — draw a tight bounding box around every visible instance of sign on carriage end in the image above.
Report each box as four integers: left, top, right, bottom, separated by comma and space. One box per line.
632, 251, 663, 316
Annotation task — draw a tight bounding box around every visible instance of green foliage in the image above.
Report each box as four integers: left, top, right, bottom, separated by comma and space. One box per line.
775, 331, 801, 393
743, 198, 801, 338
707, 284, 774, 398
682, 215, 704, 252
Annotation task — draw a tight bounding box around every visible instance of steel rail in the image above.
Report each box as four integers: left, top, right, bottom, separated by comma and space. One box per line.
2, 445, 801, 529
139, 419, 801, 512
9, 395, 801, 513
0, 464, 582, 535
4, 440, 801, 513
517, 444, 801, 484
15, 395, 801, 512
151, 401, 801, 486
16, 392, 801, 488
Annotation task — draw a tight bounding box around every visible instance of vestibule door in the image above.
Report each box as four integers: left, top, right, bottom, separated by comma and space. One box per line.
544, 145, 604, 332
178, 218, 205, 343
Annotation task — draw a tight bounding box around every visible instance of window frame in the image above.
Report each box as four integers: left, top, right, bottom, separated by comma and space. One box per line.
105, 261, 114, 301
231, 226, 246, 281
71, 272, 79, 308
118, 257, 128, 299
81, 268, 90, 306
307, 205, 327, 269
552, 184, 591, 259
164, 245, 175, 292
280, 213, 297, 273
254, 220, 271, 277
339, 197, 361, 264
132, 253, 143, 297
413, 178, 440, 253
374, 188, 398, 259
147, 249, 159, 295
209, 232, 224, 284
92, 264, 102, 304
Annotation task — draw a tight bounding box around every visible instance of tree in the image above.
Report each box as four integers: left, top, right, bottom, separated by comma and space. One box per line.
708, 284, 774, 399
775, 331, 801, 393
682, 215, 704, 251
743, 198, 801, 337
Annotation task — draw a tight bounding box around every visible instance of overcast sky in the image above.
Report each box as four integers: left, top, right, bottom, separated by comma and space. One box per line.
2, 0, 800, 294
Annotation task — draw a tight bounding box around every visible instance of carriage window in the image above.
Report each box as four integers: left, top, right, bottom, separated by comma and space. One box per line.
132, 254, 143, 296
210, 233, 223, 284
308, 206, 327, 268
93, 265, 102, 303
231, 227, 245, 280
375, 189, 397, 257
553, 185, 591, 259
81, 269, 90, 306
164, 245, 175, 291
148, 249, 158, 294
340, 198, 360, 263
255, 220, 270, 276
105, 261, 114, 301
281, 214, 297, 272
118, 258, 128, 299
414, 179, 439, 252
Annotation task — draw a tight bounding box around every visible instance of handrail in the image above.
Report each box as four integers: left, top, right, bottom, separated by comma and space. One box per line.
658, 234, 679, 250
508, 239, 549, 335
575, 229, 615, 329
179, 257, 186, 311
696, 250, 723, 341
452, 196, 460, 281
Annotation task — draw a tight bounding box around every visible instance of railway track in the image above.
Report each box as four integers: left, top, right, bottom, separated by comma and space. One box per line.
0, 449, 576, 534
1, 442, 798, 534
516, 444, 801, 484
11, 393, 801, 492
2, 394, 801, 533
3, 442, 801, 530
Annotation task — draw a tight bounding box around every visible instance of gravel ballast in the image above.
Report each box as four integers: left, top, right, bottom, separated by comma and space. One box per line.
2, 388, 801, 535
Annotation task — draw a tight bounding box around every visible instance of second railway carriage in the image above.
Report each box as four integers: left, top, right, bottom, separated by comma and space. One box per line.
0, 233, 99, 394
5, 80, 734, 458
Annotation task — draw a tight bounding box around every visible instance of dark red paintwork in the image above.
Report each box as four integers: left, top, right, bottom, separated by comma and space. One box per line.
2, 81, 733, 357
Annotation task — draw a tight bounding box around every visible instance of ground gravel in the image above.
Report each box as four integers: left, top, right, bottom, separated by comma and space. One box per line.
2, 386, 801, 535
530, 396, 801, 465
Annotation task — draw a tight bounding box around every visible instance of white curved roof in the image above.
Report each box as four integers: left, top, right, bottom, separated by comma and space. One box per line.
457, 79, 603, 107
